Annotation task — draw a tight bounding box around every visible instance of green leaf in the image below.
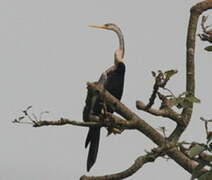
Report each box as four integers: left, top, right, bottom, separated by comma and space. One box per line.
205, 45, 212, 51
198, 171, 212, 180
202, 154, 212, 162
175, 97, 192, 108
192, 164, 206, 180
173, 93, 200, 108
188, 144, 206, 158
164, 69, 178, 79
185, 95, 201, 103
179, 101, 192, 108
207, 132, 212, 144
172, 93, 200, 108
175, 97, 184, 104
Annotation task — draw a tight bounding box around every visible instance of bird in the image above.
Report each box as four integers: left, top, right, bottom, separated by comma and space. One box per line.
83, 23, 126, 172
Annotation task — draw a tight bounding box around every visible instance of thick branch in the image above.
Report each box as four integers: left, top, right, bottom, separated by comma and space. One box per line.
80, 153, 157, 180
191, 0, 212, 14
88, 82, 203, 175
169, 0, 212, 142
88, 82, 165, 145
87, 82, 135, 121
80, 143, 178, 180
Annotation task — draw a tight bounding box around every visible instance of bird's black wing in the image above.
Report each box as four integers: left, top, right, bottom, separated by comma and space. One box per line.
104, 62, 126, 112
83, 62, 125, 171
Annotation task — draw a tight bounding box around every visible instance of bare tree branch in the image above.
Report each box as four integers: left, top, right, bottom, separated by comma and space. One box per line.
80, 144, 175, 180
14, 113, 138, 130
136, 100, 182, 124
33, 118, 99, 127
80, 154, 157, 180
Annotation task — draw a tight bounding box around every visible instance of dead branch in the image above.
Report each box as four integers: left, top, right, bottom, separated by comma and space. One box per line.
13, 113, 138, 130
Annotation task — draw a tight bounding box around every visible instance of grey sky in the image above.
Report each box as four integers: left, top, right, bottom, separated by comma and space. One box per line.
0, 0, 211, 179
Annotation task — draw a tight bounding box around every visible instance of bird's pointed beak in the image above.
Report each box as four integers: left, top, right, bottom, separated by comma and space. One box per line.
88, 25, 107, 29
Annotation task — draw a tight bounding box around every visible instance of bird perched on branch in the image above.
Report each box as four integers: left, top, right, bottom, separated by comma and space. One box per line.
83, 23, 126, 172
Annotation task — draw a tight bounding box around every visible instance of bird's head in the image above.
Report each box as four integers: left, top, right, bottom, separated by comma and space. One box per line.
88, 23, 120, 32
89, 23, 125, 63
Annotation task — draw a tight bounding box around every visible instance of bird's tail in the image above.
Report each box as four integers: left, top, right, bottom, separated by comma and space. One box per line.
85, 127, 101, 172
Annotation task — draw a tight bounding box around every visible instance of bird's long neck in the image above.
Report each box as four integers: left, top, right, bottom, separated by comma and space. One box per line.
114, 28, 125, 65
115, 29, 125, 58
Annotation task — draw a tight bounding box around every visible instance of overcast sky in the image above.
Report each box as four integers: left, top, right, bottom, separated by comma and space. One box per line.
1, 0, 212, 179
